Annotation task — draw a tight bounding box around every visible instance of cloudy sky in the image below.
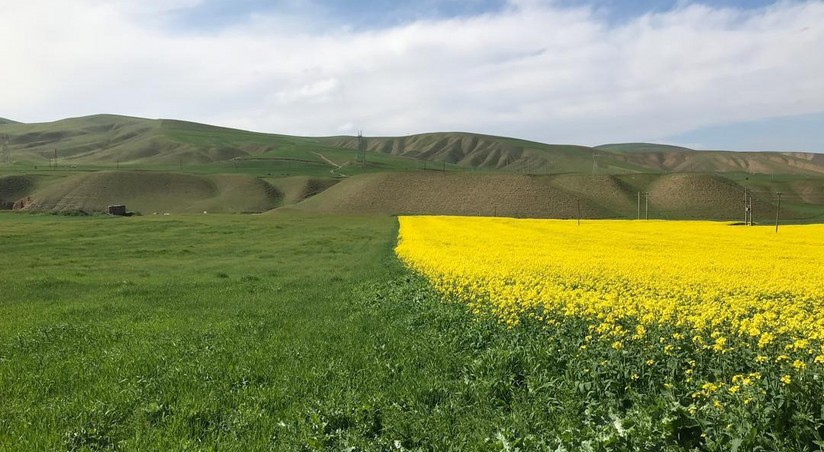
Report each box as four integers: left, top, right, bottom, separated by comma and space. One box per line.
1, 0, 822, 151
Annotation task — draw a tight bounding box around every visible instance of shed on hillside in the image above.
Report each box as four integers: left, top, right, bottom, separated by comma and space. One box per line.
107, 205, 127, 216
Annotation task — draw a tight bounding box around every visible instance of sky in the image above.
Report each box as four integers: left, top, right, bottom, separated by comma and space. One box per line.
0, 0, 822, 152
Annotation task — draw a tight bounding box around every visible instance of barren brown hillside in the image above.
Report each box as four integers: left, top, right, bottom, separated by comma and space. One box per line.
18, 171, 281, 214
548, 174, 637, 212
291, 171, 817, 221
647, 174, 776, 220
616, 151, 824, 175
295, 172, 612, 218
0, 175, 37, 208
265, 176, 339, 205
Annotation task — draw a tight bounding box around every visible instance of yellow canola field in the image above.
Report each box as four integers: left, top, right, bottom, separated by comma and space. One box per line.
396, 216, 824, 361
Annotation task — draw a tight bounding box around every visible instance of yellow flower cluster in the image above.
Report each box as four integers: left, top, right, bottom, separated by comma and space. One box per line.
396, 216, 824, 363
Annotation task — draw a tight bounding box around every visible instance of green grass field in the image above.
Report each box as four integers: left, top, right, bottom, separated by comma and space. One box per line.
0, 212, 400, 449
0, 212, 573, 450
2, 212, 823, 450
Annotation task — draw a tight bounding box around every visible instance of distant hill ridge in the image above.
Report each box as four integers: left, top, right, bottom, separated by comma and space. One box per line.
1, 114, 823, 175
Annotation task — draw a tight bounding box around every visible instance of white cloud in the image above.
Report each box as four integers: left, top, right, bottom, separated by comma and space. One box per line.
0, 0, 822, 146
275, 77, 340, 104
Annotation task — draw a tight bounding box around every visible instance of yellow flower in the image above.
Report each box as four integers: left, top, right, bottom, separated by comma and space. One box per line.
791, 339, 809, 351
395, 216, 824, 395
780, 375, 792, 385
712, 336, 728, 352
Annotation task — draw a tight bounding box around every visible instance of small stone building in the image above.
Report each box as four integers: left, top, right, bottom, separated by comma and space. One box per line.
107, 205, 127, 216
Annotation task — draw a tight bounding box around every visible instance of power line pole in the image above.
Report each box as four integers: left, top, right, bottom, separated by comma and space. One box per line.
637, 192, 641, 220
357, 131, 367, 166
744, 188, 753, 226
775, 192, 782, 233
577, 198, 581, 226
645, 192, 650, 220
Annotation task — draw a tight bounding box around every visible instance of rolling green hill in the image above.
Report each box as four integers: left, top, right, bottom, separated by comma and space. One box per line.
317, 133, 628, 173
3, 114, 824, 176
595, 143, 696, 153
1, 114, 823, 219
0, 117, 20, 125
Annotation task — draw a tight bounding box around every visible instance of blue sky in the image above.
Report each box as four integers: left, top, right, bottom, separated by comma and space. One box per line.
170, 0, 782, 29
1, 0, 822, 151
669, 112, 824, 152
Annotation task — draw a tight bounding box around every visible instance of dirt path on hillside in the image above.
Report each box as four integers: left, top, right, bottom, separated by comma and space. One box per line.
313, 152, 348, 178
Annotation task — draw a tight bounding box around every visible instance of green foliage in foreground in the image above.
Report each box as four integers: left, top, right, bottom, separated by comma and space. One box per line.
1, 212, 822, 450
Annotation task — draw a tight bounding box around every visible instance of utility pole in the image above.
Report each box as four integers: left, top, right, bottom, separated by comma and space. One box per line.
577, 198, 581, 226
744, 188, 753, 226
592, 153, 599, 175
645, 192, 650, 220
357, 131, 367, 166
775, 192, 782, 233
637, 192, 641, 220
